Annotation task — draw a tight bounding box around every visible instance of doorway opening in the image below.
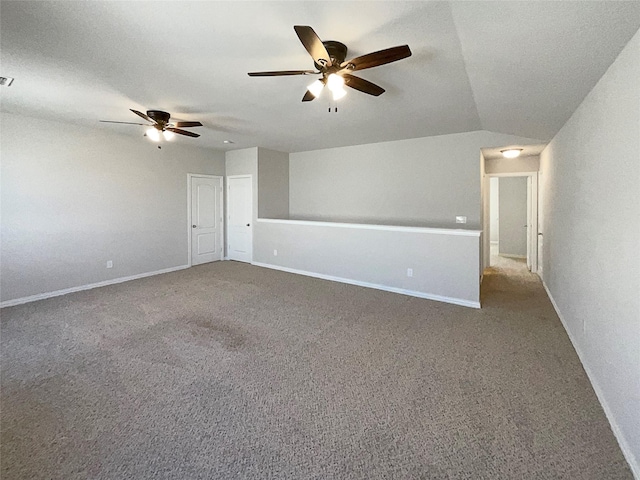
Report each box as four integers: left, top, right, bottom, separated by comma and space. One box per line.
485, 172, 538, 273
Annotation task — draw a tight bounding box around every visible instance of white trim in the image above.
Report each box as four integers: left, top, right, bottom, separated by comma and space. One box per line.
0, 265, 189, 308
484, 172, 539, 274
542, 282, 639, 479
187, 174, 224, 267
499, 253, 527, 259
252, 261, 481, 309
256, 218, 481, 237
486, 171, 539, 177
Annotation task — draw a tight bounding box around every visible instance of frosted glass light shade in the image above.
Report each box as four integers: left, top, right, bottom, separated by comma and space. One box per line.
332, 87, 347, 100
146, 128, 160, 141
327, 74, 345, 92
163, 130, 175, 140
307, 79, 324, 98
501, 148, 523, 158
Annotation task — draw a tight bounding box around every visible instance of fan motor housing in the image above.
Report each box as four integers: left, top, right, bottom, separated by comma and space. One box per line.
147, 110, 171, 125
315, 41, 348, 70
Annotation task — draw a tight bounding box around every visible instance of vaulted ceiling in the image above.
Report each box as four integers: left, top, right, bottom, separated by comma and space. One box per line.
2, 1, 639, 153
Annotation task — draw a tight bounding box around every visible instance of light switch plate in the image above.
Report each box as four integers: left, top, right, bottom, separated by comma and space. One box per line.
456, 216, 467, 224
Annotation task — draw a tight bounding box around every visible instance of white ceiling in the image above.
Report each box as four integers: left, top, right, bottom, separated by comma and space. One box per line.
2, 1, 639, 153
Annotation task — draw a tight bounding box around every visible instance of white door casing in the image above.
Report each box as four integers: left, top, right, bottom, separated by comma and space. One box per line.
484, 172, 538, 274
227, 175, 253, 263
536, 171, 543, 278
527, 176, 532, 270
529, 174, 538, 273
189, 175, 223, 266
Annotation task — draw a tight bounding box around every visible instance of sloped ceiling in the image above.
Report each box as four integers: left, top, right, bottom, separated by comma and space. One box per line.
1, 1, 639, 153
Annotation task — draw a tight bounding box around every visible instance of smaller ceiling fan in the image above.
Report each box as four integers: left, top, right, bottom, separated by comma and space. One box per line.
100, 109, 203, 141
248, 26, 412, 102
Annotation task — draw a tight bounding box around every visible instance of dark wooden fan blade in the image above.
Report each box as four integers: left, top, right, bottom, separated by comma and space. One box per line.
341, 45, 411, 71
302, 90, 316, 102
294, 25, 332, 68
166, 127, 200, 138
130, 109, 154, 123
248, 70, 317, 77
343, 74, 385, 96
99, 120, 147, 125
173, 121, 202, 128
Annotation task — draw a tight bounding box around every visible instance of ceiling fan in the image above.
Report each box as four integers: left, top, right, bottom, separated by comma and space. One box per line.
100, 109, 203, 141
248, 25, 412, 102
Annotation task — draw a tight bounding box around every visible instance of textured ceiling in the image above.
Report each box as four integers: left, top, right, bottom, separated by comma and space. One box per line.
1, 1, 639, 153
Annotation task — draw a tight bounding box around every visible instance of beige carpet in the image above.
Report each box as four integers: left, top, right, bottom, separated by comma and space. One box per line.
1, 261, 632, 479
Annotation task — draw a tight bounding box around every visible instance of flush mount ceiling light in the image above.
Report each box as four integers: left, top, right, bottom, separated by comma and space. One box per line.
500, 148, 523, 159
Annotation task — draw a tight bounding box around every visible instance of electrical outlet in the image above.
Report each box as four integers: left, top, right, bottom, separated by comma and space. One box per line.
273, 249, 278, 256
407, 268, 413, 278
456, 216, 467, 224
106, 260, 113, 268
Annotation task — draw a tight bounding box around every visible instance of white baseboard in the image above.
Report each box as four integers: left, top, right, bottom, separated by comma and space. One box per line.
0, 265, 189, 308
252, 262, 480, 309
542, 282, 639, 479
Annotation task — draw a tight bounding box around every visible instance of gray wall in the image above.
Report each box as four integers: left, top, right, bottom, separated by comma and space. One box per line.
485, 155, 539, 174
254, 220, 481, 307
498, 177, 527, 256
289, 131, 541, 229
1, 112, 225, 303
540, 29, 640, 474
257, 148, 289, 219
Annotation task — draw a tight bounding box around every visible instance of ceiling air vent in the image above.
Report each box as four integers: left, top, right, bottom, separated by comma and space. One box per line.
0, 77, 15, 86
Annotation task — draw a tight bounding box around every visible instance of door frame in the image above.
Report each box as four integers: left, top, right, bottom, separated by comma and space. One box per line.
226, 174, 253, 263
483, 171, 538, 273
187, 174, 224, 267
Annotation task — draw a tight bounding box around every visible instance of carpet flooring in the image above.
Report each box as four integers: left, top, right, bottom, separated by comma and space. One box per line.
1, 261, 632, 479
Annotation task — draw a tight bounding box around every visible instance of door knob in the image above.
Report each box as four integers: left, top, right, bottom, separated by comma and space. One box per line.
192, 225, 197, 228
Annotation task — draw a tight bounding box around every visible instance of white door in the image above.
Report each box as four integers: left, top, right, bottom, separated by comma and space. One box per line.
190, 176, 223, 266
227, 175, 253, 263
